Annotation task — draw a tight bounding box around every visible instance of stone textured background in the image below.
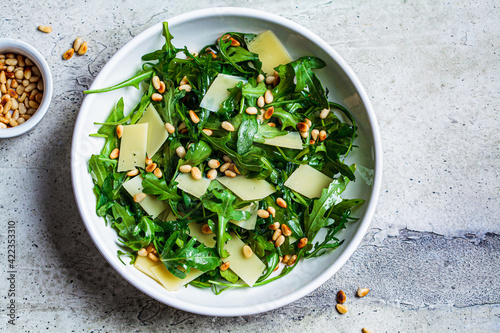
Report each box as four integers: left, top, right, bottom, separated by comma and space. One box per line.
1, 1, 499, 332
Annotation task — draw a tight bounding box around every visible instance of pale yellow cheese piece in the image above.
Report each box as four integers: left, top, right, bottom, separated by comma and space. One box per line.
217, 176, 276, 201
230, 203, 258, 230
134, 255, 162, 282
122, 175, 168, 218
199, 74, 247, 111
117, 123, 148, 172
263, 132, 304, 150
151, 265, 204, 291
137, 104, 169, 158
188, 222, 216, 248
247, 30, 293, 75
222, 233, 266, 287
284, 164, 332, 198
175, 173, 211, 198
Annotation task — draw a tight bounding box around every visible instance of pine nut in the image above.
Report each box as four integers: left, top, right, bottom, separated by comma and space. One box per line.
265, 76, 275, 84
320, 108, 330, 119
138, 248, 148, 257
179, 76, 188, 85
12, 110, 19, 121
336, 304, 348, 314
222, 155, 232, 163
6, 66, 14, 73
35, 93, 42, 104
165, 122, 175, 134
38, 25, 52, 33
14, 70, 23, 80
264, 90, 273, 104
29, 76, 39, 83
281, 224, 292, 236
269, 221, 280, 230
242, 245, 253, 258
220, 162, 231, 172
282, 255, 290, 264
232, 164, 240, 175
0, 71, 5, 84
0, 116, 7, 124
297, 122, 310, 132
189, 110, 200, 123
18, 103, 26, 115
179, 164, 192, 173
257, 96, 265, 108
178, 84, 192, 92
357, 288, 370, 297
63, 48, 75, 60
275, 235, 285, 247
109, 148, 119, 159
151, 93, 163, 101
276, 197, 287, 208
288, 254, 297, 266
298, 237, 308, 249
191, 167, 202, 180
133, 192, 146, 203
16, 85, 24, 96
154, 167, 162, 178
267, 206, 276, 218
319, 130, 327, 141
304, 118, 312, 127
220, 262, 230, 271
146, 244, 155, 253
264, 106, 274, 119
201, 224, 212, 234
311, 129, 319, 141
224, 170, 236, 177
176, 146, 186, 158
256, 74, 265, 83
362, 329, 372, 333
17, 55, 25, 67
116, 124, 123, 138
207, 168, 218, 180
337, 290, 347, 304
230, 37, 240, 47
24, 67, 32, 80
202, 128, 212, 136
127, 169, 139, 177
77, 41, 88, 55
145, 157, 153, 165
0, 123, 7, 129
32, 66, 41, 77
11, 79, 18, 89
221, 121, 235, 131
245, 106, 258, 115
11, 99, 18, 111
152, 75, 161, 90
257, 209, 270, 219
72, 37, 83, 52
4, 101, 12, 113
16, 117, 25, 125
145, 163, 157, 173
24, 83, 36, 93
207, 159, 220, 169
148, 252, 159, 262
37, 80, 43, 91
22, 114, 31, 120
158, 81, 166, 93
272, 229, 282, 241
0, 83, 6, 94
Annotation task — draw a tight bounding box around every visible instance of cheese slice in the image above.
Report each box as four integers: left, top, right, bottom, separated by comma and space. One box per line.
134, 255, 162, 282
222, 233, 266, 287
151, 265, 204, 291
247, 30, 293, 75
230, 203, 258, 230
122, 175, 168, 218
284, 164, 333, 198
175, 173, 211, 198
217, 176, 276, 201
117, 123, 148, 172
263, 132, 303, 150
137, 104, 169, 158
199, 74, 247, 111
188, 222, 216, 248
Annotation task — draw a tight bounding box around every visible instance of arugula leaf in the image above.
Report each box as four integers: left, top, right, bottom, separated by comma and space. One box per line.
289, 57, 329, 109
220, 268, 239, 283
272, 107, 301, 130
304, 171, 352, 241
183, 141, 212, 166
201, 189, 250, 258
237, 114, 258, 155
161, 238, 220, 279
84, 71, 153, 94
142, 173, 181, 201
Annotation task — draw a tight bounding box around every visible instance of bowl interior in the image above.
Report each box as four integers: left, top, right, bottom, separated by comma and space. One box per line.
0, 39, 53, 138
72, 8, 381, 316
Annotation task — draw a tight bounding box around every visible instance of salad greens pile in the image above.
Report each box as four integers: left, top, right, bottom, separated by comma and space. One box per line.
85, 22, 364, 294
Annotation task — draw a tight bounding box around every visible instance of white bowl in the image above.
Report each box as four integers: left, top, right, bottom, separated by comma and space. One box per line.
71, 8, 382, 316
0, 38, 53, 138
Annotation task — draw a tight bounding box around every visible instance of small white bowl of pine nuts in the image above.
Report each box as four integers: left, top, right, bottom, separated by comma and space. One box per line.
0, 38, 53, 138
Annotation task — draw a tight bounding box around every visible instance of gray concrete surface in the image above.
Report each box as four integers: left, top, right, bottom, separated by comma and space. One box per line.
1, 0, 499, 332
